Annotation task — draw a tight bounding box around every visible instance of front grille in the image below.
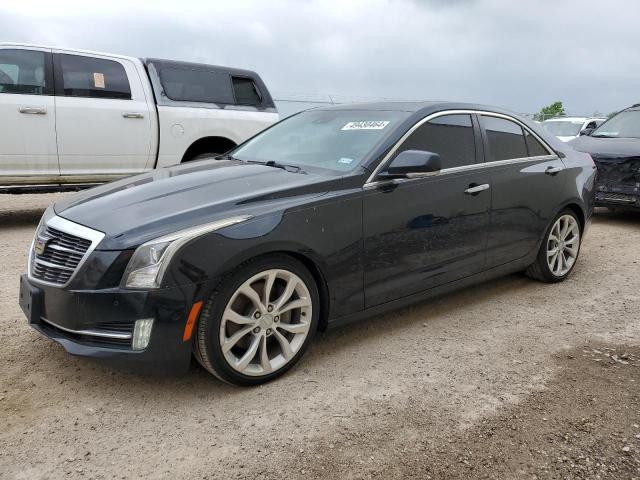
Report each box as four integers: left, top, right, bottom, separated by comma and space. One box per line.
40, 318, 133, 349
30, 223, 95, 286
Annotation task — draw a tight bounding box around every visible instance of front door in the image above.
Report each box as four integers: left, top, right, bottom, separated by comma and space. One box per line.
0, 47, 58, 182
53, 51, 153, 181
363, 113, 491, 308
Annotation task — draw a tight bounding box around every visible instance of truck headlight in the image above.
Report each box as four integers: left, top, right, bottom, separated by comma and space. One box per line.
122, 215, 253, 289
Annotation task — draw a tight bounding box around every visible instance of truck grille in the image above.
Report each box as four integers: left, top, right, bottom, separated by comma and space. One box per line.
29, 215, 104, 287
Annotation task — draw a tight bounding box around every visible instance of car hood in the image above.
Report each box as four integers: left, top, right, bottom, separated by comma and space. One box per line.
54, 160, 333, 250
569, 135, 640, 158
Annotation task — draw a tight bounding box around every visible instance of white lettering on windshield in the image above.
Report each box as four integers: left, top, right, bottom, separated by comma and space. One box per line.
341, 121, 390, 131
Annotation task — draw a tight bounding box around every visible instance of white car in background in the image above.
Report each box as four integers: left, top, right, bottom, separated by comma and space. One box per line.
542, 117, 606, 142
0, 43, 279, 193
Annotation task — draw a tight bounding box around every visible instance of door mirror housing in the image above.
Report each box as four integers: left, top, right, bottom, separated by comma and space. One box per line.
580, 127, 595, 136
381, 150, 442, 179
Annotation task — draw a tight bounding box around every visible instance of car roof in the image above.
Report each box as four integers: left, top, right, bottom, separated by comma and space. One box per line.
314, 100, 527, 118
0, 42, 139, 63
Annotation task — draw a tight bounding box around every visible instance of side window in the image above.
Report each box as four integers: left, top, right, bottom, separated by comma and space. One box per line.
59, 54, 131, 100
397, 114, 476, 169
482, 116, 527, 161
524, 130, 550, 157
232, 76, 262, 106
0, 49, 47, 95
159, 67, 234, 104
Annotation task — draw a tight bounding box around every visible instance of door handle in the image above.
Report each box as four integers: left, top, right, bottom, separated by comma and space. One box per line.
464, 183, 490, 195
545, 166, 563, 175
19, 106, 47, 115
122, 112, 145, 119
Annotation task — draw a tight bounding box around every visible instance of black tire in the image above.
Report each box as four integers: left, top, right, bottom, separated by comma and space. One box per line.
525, 208, 582, 283
194, 254, 319, 386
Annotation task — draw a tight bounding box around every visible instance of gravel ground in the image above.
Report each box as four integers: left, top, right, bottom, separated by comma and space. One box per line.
0, 194, 639, 480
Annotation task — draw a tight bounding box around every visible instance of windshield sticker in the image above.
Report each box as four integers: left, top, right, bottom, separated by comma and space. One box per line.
342, 121, 390, 131
337, 157, 354, 165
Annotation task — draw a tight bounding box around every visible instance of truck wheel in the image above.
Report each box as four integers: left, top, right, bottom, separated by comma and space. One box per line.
194, 254, 319, 386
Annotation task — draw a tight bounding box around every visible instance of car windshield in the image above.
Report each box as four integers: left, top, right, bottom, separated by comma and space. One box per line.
592, 110, 640, 138
232, 109, 410, 173
543, 120, 584, 137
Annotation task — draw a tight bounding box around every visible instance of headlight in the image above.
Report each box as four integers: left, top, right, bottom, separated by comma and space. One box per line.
28, 206, 55, 271
121, 215, 253, 289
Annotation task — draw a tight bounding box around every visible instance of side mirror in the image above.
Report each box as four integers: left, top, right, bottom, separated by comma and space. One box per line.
580, 128, 594, 136
382, 150, 441, 179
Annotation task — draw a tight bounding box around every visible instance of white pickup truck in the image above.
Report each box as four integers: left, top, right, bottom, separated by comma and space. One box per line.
0, 43, 279, 192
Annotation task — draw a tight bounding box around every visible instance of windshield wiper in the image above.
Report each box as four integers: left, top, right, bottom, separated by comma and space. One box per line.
248, 160, 306, 174
214, 153, 236, 160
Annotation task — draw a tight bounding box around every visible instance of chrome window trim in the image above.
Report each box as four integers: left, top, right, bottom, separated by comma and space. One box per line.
364, 109, 557, 185
28, 214, 105, 288
40, 317, 132, 340
364, 154, 558, 190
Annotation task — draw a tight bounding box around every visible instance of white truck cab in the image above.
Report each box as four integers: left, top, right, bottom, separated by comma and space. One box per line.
0, 43, 279, 192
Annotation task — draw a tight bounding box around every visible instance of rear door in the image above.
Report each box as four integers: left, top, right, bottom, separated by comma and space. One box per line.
53, 51, 153, 180
363, 113, 491, 307
0, 46, 58, 181
478, 114, 566, 267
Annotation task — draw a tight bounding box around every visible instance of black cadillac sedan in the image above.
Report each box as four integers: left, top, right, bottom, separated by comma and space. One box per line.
20, 102, 596, 385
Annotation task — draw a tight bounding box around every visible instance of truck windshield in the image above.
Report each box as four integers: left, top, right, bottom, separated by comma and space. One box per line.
232, 110, 409, 173
592, 110, 640, 138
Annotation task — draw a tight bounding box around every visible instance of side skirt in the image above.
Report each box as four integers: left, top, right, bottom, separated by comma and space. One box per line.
328, 254, 535, 329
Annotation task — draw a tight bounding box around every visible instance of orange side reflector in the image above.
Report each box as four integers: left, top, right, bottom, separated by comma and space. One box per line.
183, 301, 203, 342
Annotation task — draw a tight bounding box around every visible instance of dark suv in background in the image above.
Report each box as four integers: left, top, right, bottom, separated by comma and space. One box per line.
570, 104, 640, 210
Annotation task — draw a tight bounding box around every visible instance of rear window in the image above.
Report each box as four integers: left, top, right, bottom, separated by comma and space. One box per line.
232, 76, 262, 106
0, 49, 47, 95
159, 67, 234, 104
482, 116, 528, 161
59, 54, 131, 100
524, 130, 550, 156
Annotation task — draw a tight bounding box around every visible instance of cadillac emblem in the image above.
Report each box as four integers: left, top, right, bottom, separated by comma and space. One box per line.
34, 237, 47, 256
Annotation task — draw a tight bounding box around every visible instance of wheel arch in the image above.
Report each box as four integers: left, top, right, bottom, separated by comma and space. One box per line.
559, 201, 586, 233
181, 136, 237, 163
207, 248, 332, 333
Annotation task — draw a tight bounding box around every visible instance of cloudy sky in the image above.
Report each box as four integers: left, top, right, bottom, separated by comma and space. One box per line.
1, 0, 638, 116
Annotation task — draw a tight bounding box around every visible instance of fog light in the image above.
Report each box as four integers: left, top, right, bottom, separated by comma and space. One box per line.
132, 318, 154, 350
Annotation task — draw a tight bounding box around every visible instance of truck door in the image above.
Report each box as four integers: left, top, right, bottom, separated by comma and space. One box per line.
0, 46, 59, 182
53, 51, 153, 181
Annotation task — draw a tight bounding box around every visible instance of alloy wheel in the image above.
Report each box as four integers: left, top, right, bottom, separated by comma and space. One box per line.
546, 214, 580, 277
219, 269, 313, 376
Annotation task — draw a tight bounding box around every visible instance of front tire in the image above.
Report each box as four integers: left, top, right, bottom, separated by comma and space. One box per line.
194, 255, 319, 386
525, 209, 582, 283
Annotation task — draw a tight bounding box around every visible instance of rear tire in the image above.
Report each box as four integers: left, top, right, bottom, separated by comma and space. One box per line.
194, 254, 319, 386
525, 209, 582, 283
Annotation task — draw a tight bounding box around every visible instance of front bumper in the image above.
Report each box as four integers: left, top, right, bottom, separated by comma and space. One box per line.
20, 274, 202, 374
595, 186, 640, 209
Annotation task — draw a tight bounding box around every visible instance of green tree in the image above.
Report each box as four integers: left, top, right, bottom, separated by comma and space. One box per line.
533, 101, 566, 121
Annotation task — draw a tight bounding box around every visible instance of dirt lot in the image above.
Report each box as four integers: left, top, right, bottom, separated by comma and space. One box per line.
1, 194, 639, 480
